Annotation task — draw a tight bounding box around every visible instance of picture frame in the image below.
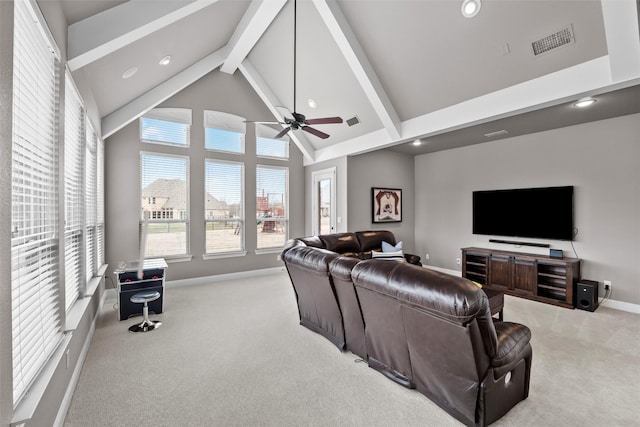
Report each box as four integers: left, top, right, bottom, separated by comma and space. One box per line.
372, 187, 402, 223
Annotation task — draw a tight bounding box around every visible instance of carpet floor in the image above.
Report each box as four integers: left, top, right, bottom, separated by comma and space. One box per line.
64, 269, 640, 426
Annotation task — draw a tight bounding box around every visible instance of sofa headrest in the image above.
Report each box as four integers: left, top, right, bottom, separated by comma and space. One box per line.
329, 256, 361, 281
298, 235, 325, 248
352, 260, 489, 325
282, 246, 338, 274
355, 230, 396, 252
319, 232, 360, 254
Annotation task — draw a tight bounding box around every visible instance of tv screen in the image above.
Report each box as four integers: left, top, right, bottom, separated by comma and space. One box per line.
473, 186, 574, 241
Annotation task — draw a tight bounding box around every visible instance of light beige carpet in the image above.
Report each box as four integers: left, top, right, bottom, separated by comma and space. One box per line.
64, 269, 640, 426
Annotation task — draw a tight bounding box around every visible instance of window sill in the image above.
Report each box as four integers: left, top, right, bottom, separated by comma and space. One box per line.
255, 247, 283, 256
202, 251, 247, 260
163, 255, 193, 263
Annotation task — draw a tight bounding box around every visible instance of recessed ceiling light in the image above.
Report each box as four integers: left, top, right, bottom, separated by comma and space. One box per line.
412, 139, 422, 146
122, 66, 138, 79
308, 99, 317, 109
461, 0, 481, 18
574, 97, 596, 108
159, 55, 171, 66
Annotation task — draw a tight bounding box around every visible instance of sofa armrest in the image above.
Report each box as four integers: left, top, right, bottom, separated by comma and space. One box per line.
403, 253, 422, 266
491, 321, 532, 370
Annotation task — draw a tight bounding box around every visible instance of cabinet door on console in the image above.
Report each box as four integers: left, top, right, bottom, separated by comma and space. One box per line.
513, 259, 536, 296
489, 255, 511, 291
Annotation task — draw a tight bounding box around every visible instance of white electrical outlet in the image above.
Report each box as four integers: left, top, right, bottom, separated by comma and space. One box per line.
425, 253, 430, 260
604, 280, 612, 290
456, 258, 461, 265
276, 254, 282, 261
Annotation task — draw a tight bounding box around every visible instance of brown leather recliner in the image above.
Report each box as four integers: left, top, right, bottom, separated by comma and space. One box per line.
352, 259, 532, 427
281, 244, 345, 349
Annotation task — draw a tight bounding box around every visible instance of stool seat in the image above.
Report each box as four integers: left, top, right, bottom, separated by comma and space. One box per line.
130, 290, 161, 304
128, 290, 162, 333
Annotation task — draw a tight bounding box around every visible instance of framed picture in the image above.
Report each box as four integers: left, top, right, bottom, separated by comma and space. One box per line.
372, 187, 402, 223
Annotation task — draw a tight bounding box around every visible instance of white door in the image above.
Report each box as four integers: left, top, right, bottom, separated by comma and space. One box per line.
312, 167, 336, 235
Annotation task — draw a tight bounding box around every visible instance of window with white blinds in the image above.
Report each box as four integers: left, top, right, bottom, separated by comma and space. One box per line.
96, 138, 105, 267
64, 73, 85, 311
141, 108, 191, 147
256, 124, 289, 159
256, 165, 288, 249
204, 110, 246, 154
140, 153, 190, 257
11, 0, 62, 406
85, 121, 97, 281
205, 160, 244, 254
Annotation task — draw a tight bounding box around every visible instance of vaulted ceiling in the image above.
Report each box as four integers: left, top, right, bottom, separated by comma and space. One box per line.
59, 0, 640, 164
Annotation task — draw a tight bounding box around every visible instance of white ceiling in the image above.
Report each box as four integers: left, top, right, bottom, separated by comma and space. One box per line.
59, 0, 640, 164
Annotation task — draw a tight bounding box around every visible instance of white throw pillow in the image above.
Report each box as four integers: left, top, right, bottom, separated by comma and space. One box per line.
372, 249, 406, 262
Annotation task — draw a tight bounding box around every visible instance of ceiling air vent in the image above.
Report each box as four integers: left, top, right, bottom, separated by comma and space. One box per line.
346, 116, 360, 127
531, 25, 574, 56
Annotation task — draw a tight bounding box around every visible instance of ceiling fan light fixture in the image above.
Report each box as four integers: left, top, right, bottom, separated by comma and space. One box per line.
121, 66, 138, 79
461, 0, 481, 18
574, 97, 596, 108
159, 55, 171, 66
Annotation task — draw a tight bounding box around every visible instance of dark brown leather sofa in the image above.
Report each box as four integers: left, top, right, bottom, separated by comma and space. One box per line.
281, 231, 532, 426
282, 230, 420, 356
353, 260, 532, 426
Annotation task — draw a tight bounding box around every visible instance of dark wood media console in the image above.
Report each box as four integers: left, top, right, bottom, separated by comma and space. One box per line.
461, 247, 580, 308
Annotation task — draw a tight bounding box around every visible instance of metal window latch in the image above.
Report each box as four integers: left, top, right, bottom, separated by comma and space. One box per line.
12, 226, 19, 238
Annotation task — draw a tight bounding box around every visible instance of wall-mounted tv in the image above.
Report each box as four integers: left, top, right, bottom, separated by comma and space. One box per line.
473, 186, 574, 241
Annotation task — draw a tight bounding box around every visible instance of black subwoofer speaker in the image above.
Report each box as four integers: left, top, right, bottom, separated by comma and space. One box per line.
575, 280, 599, 312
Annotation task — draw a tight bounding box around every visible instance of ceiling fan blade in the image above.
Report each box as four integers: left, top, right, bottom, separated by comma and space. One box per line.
302, 126, 330, 139
275, 127, 292, 139
305, 116, 343, 125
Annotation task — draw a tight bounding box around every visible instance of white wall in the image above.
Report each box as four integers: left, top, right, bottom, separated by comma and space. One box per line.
414, 113, 640, 305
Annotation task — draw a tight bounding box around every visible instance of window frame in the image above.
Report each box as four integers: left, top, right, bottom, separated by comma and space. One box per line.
203, 159, 246, 258
255, 164, 289, 252
140, 151, 191, 260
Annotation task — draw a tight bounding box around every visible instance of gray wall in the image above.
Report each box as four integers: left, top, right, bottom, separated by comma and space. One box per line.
414, 113, 640, 305
105, 70, 305, 281
347, 150, 416, 254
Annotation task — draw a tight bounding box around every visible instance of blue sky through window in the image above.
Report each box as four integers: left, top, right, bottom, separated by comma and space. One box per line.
141, 118, 189, 146
205, 128, 243, 153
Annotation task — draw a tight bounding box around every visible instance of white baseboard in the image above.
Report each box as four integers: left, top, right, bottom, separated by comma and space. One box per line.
166, 266, 286, 288
422, 265, 640, 314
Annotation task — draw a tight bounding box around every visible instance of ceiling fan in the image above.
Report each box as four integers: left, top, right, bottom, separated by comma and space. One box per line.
247, 0, 343, 139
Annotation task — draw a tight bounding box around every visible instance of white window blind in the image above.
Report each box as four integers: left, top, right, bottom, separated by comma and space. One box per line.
96, 138, 105, 267
256, 166, 288, 249
64, 72, 84, 311
204, 110, 245, 154
12, 0, 62, 406
141, 108, 191, 147
205, 160, 244, 253
85, 121, 97, 281
256, 124, 289, 159
140, 153, 190, 257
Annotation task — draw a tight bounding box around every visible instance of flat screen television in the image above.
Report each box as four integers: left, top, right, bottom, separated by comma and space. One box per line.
472, 186, 574, 241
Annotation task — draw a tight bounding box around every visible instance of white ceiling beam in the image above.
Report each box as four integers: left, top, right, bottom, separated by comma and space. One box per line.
314, 57, 614, 163
312, 0, 401, 140
220, 0, 287, 74
600, 0, 640, 82
102, 46, 230, 139
239, 59, 316, 163
68, 0, 219, 71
